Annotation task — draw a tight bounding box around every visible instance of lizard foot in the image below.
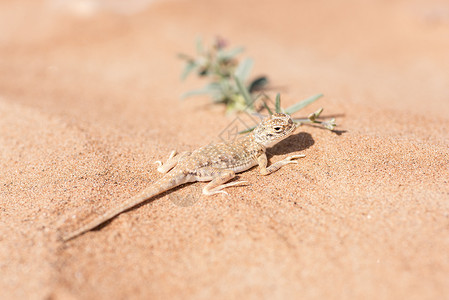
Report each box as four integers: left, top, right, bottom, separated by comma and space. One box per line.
203, 180, 248, 196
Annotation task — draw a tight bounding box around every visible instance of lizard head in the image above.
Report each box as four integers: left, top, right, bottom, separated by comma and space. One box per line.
253, 113, 297, 147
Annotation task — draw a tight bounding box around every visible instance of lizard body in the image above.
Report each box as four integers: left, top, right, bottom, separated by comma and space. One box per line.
63, 113, 304, 241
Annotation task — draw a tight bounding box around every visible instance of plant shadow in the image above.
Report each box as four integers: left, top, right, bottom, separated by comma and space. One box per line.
301, 124, 347, 136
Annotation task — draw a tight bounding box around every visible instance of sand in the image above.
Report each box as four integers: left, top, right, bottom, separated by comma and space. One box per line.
1, 0, 448, 299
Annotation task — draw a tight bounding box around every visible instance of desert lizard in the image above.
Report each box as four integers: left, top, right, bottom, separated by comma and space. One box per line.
63, 113, 304, 241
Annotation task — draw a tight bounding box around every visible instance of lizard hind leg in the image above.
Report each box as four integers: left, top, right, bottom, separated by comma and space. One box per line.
196, 167, 248, 196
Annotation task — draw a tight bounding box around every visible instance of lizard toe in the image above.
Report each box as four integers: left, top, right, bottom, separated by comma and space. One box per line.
203, 189, 229, 196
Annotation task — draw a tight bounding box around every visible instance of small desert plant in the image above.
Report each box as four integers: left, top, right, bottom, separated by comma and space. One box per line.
179, 37, 337, 131
179, 37, 268, 112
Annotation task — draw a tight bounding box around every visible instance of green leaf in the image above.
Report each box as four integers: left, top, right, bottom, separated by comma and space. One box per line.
275, 93, 281, 113
217, 47, 244, 60
195, 36, 203, 54
181, 82, 221, 99
180, 61, 197, 80
308, 108, 323, 122
177, 53, 192, 60
262, 101, 273, 115
285, 93, 323, 115
234, 76, 253, 109
234, 58, 253, 81
239, 126, 256, 134
291, 118, 311, 123
322, 118, 336, 130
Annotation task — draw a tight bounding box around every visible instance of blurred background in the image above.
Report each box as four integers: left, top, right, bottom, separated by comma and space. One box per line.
1, 0, 448, 125
1, 1, 448, 299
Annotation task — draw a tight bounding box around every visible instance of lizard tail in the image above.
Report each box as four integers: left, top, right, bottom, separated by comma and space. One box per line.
62, 172, 188, 242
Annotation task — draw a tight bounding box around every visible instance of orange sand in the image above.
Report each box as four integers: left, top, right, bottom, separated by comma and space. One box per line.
1, 0, 448, 299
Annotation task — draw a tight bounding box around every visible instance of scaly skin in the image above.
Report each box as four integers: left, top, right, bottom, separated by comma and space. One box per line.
63, 113, 305, 241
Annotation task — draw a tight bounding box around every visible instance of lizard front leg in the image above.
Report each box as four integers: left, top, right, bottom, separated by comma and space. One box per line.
154, 150, 190, 173
195, 167, 248, 196
257, 152, 305, 176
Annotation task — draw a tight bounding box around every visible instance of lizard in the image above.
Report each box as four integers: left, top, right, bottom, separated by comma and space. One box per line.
62, 112, 305, 241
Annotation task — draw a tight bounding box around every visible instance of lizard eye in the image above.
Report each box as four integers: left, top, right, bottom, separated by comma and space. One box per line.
273, 126, 283, 132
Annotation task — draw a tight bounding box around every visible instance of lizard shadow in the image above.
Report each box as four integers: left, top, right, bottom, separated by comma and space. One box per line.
266, 131, 314, 158
93, 179, 211, 231
91, 189, 175, 231
92, 189, 181, 231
